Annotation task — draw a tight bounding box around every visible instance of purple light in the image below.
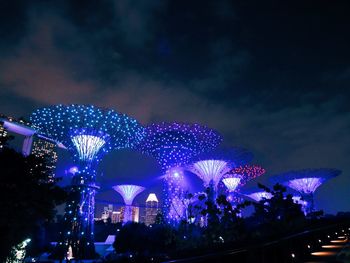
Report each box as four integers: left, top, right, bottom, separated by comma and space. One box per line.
2, 120, 36, 136
222, 177, 241, 192
30, 104, 145, 258
113, 184, 145, 223
137, 122, 222, 170
137, 122, 222, 222
190, 160, 229, 189
168, 196, 186, 221
226, 165, 266, 187
271, 168, 341, 194
270, 169, 341, 214
113, 184, 145, 205
245, 191, 272, 202
31, 104, 145, 163
68, 166, 79, 175
287, 177, 323, 194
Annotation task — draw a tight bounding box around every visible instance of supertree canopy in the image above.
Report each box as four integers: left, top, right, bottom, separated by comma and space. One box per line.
222, 177, 241, 192
137, 122, 222, 222
138, 122, 222, 169
30, 104, 144, 259
190, 160, 229, 188
188, 147, 252, 201
226, 164, 266, 186
244, 191, 272, 202
223, 164, 266, 205
31, 104, 144, 164
113, 184, 145, 223
271, 168, 341, 214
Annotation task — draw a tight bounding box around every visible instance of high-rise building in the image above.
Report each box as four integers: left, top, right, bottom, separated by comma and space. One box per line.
0, 115, 60, 177
111, 211, 122, 223
120, 206, 140, 223
145, 193, 159, 226
31, 135, 58, 177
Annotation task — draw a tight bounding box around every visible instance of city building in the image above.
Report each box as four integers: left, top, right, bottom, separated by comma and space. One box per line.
0, 115, 60, 176
120, 206, 140, 223
145, 193, 159, 226
31, 135, 59, 177
111, 211, 122, 223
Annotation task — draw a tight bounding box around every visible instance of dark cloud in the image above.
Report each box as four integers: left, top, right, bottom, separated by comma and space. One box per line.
0, 0, 349, 213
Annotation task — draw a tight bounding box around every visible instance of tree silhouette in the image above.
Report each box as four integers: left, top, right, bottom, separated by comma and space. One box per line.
0, 142, 66, 261
252, 183, 305, 236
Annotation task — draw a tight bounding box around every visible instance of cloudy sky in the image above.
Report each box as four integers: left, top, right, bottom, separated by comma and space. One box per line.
1, 0, 349, 214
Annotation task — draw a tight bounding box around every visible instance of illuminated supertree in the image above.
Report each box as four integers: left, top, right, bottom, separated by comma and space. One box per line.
30, 104, 144, 259
271, 168, 341, 214
113, 185, 145, 223
222, 177, 241, 191
188, 147, 253, 202
223, 164, 266, 203
243, 190, 272, 202
222, 177, 241, 199
137, 122, 222, 222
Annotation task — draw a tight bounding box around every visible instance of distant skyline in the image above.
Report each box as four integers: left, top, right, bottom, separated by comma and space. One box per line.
0, 1, 349, 214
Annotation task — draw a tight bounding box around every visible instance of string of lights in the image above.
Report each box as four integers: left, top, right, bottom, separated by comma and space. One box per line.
30, 104, 145, 259
137, 122, 222, 222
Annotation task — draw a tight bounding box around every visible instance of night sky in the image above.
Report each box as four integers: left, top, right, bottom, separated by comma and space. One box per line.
1, 1, 349, 214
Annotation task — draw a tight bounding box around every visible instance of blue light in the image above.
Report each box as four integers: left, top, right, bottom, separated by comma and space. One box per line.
137, 122, 222, 222
30, 104, 145, 257
71, 135, 106, 161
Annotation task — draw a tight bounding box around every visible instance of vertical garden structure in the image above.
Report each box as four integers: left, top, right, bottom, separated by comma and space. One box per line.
113, 184, 145, 223
241, 188, 273, 202
189, 147, 253, 202
271, 168, 341, 214
223, 164, 266, 204
30, 104, 144, 259
137, 122, 221, 222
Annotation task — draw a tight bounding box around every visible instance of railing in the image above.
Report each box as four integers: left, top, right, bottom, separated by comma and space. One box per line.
163, 222, 350, 263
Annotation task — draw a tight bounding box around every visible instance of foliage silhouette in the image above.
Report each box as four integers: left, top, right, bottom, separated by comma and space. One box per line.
0, 140, 67, 261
